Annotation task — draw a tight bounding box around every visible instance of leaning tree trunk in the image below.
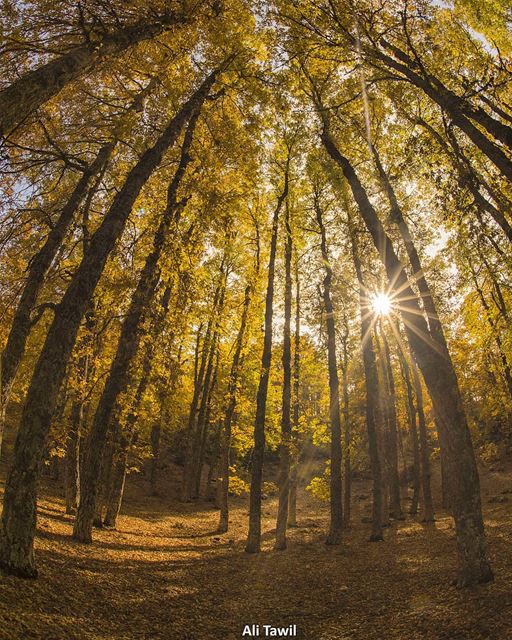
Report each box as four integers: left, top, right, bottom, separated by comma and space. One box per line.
323, 129, 492, 586
348, 219, 383, 541
369, 41, 512, 183
246, 166, 289, 554
275, 201, 293, 550
0, 10, 197, 137
315, 193, 343, 545
0, 70, 221, 577
72, 102, 207, 543
0, 140, 114, 456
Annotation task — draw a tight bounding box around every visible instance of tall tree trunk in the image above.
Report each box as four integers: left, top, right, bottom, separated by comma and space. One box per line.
340, 315, 351, 528
0, 71, 221, 577
64, 400, 81, 515
0, 10, 200, 137
0, 140, 113, 456
467, 255, 512, 400
288, 255, 301, 529
182, 277, 224, 501
0, 81, 156, 436
218, 284, 253, 533
380, 329, 403, 519
275, 201, 293, 550
349, 220, 383, 541
72, 102, 206, 543
194, 348, 220, 498
149, 416, 163, 497
400, 352, 420, 516
314, 193, 343, 545
369, 41, 512, 182
415, 116, 512, 243
246, 166, 289, 554
323, 130, 491, 585
410, 355, 434, 523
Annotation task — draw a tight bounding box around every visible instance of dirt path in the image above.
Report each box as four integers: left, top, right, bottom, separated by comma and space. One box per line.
1, 471, 512, 640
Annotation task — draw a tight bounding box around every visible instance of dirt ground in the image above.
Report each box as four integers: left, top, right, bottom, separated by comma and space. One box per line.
1, 462, 512, 640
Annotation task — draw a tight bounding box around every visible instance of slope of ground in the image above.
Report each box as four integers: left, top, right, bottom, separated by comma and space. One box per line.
0, 463, 512, 640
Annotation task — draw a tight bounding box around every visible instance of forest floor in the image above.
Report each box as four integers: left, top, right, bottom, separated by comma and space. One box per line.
1, 461, 512, 640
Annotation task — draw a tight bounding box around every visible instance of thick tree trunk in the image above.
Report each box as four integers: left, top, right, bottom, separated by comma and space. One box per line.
0, 11, 194, 137
369, 42, 512, 182
0, 73, 220, 576
246, 168, 289, 554
315, 194, 343, 545
275, 202, 293, 550
0, 143, 113, 456
349, 221, 383, 541
323, 131, 492, 585
72, 100, 207, 543
218, 284, 252, 533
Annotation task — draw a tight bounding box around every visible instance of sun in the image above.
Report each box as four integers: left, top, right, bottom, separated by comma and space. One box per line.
372, 292, 392, 316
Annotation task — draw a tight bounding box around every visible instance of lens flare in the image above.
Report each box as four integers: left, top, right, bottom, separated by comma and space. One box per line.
372, 293, 391, 316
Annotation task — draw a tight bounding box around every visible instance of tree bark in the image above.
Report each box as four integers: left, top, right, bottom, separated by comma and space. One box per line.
0, 9, 198, 137
348, 220, 383, 541
315, 193, 343, 545
288, 254, 301, 529
323, 130, 491, 585
368, 41, 512, 182
400, 352, 421, 516
410, 355, 434, 523
218, 284, 252, 532
246, 166, 289, 554
0, 71, 220, 576
275, 201, 293, 550
380, 329, 403, 519
72, 99, 207, 543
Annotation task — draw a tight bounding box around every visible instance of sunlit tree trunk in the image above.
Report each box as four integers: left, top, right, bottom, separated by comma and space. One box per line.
400, 353, 420, 516
315, 192, 343, 545
246, 165, 289, 554
348, 220, 383, 541
288, 255, 301, 529
380, 329, 403, 519
275, 201, 293, 550
409, 355, 434, 523
323, 130, 491, 585
217, 283, 252, 531
0, 11, 198, 137
0, 72, 220, 576
73, 105, 203, 543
